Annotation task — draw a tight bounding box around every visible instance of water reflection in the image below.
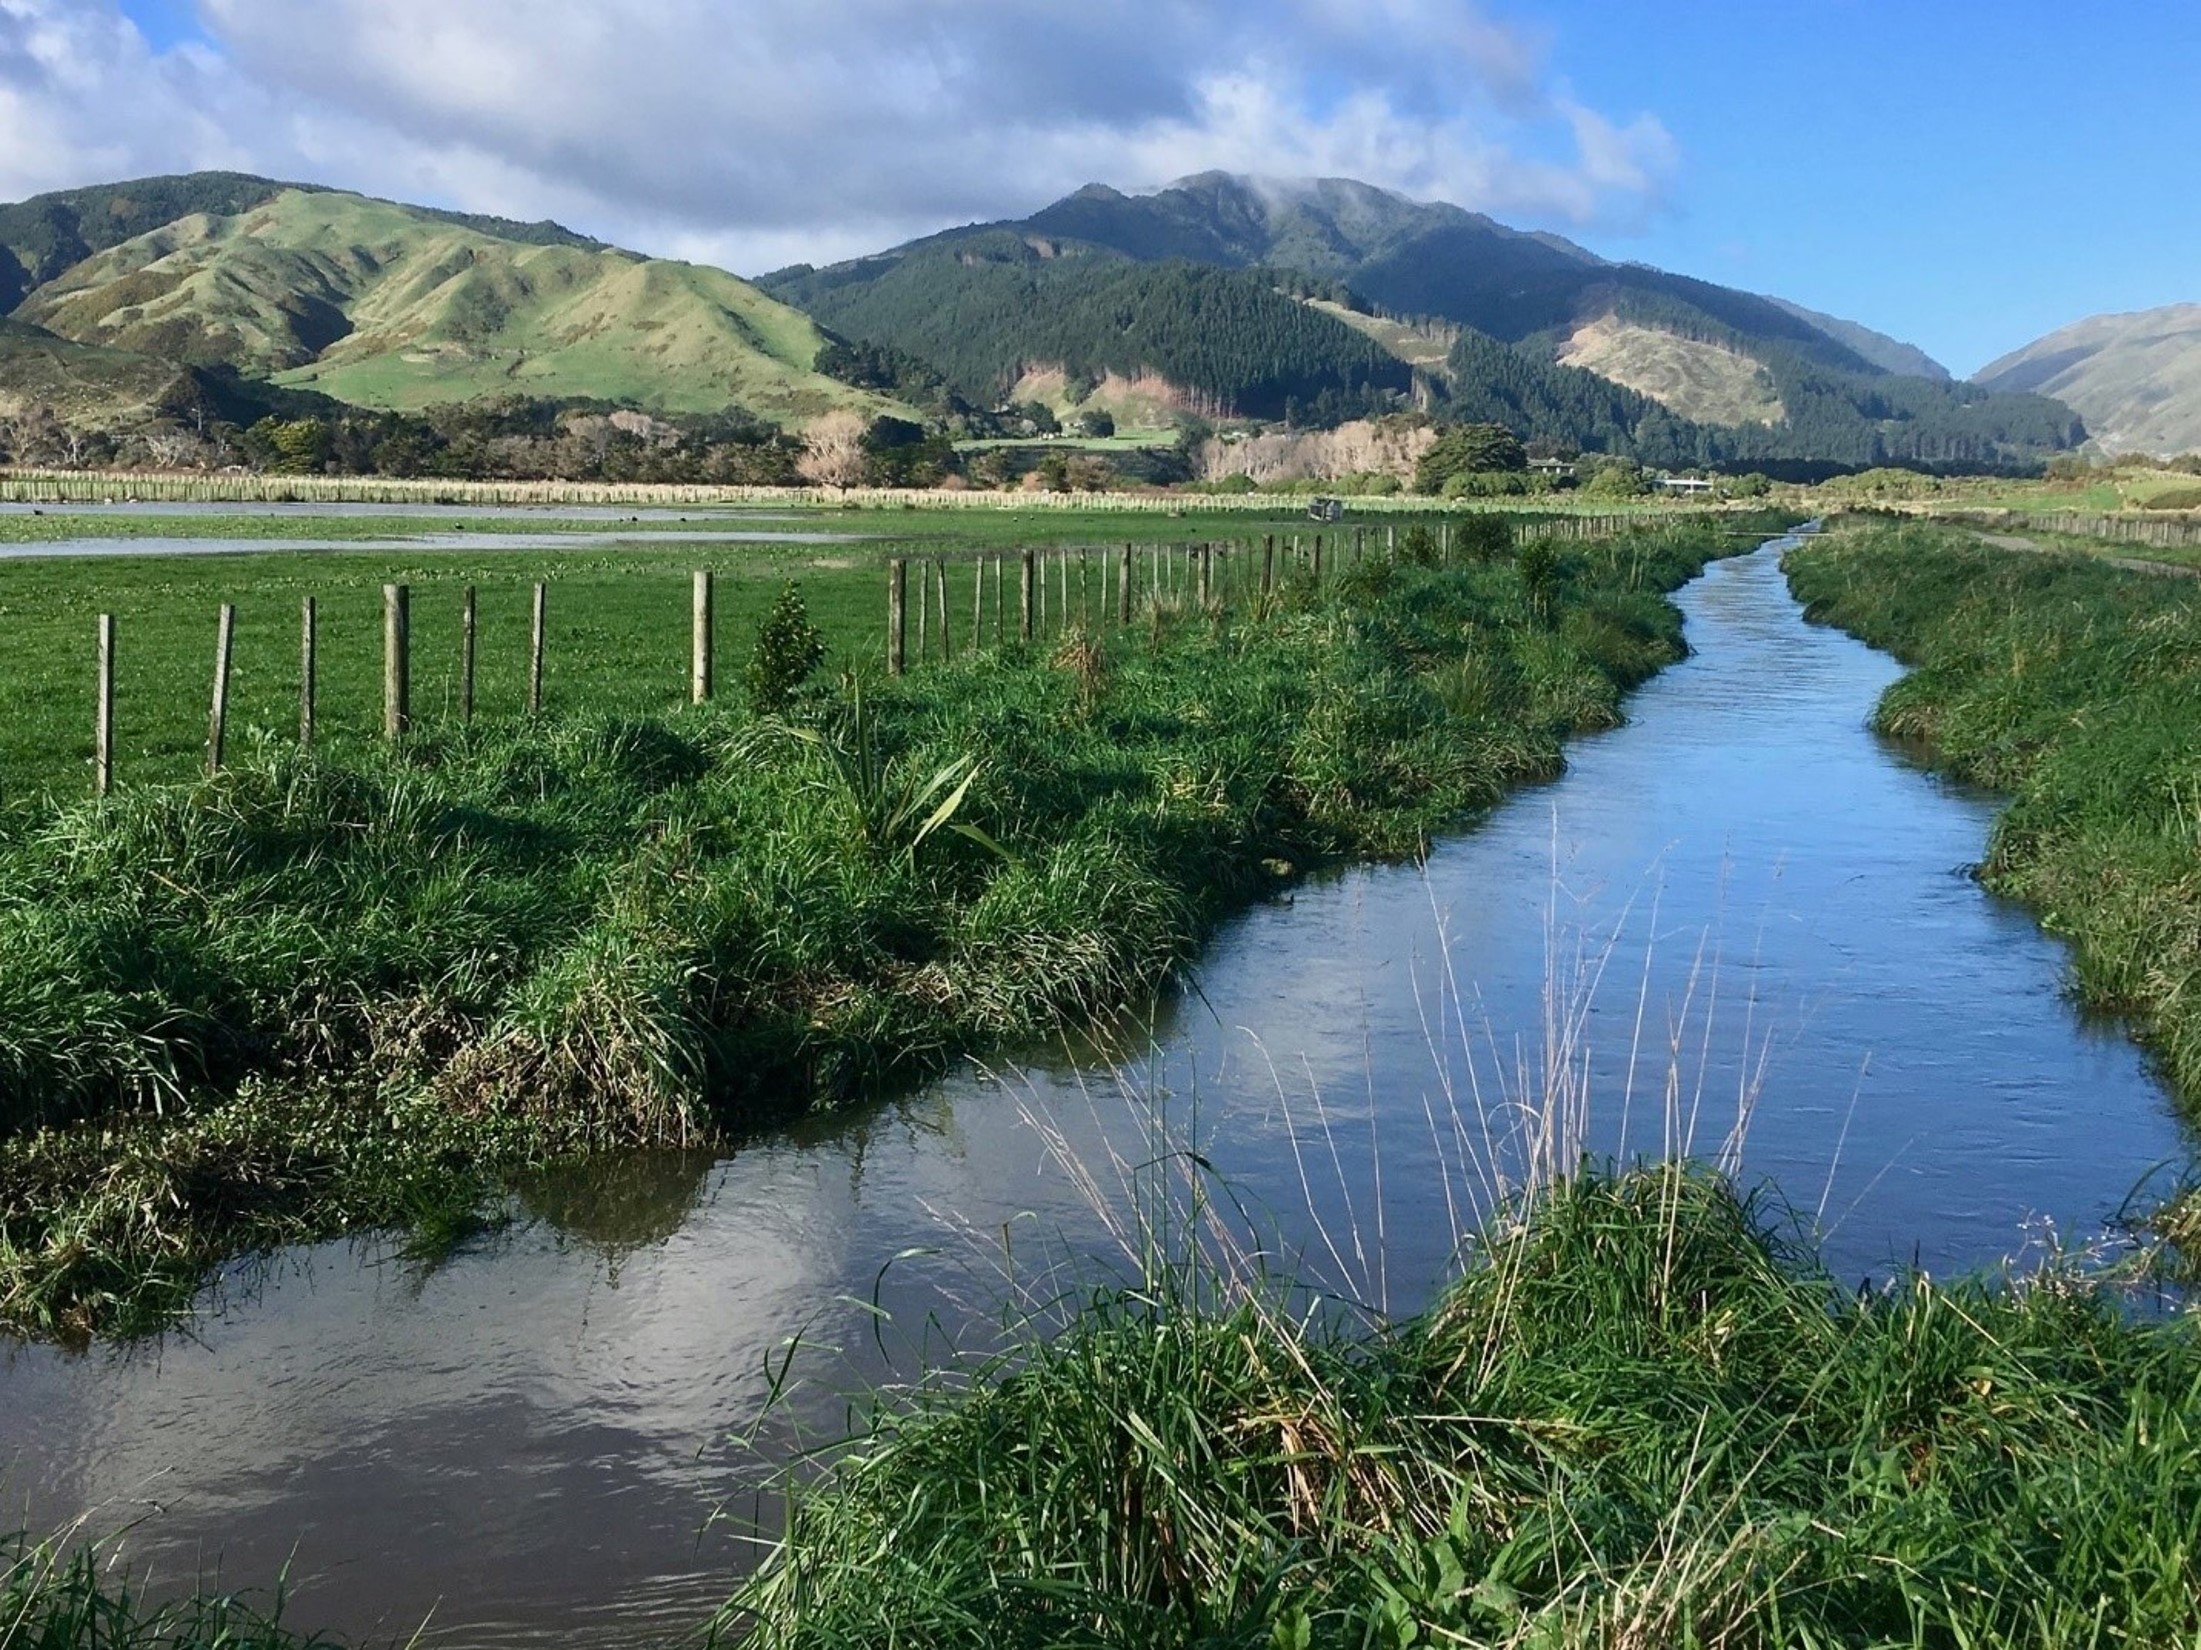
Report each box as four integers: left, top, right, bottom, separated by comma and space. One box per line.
0, 538, 2185, 1649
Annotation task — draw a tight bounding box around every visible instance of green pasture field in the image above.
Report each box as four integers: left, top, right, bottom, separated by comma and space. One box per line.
0, 544, 887, 797
0, 508, 1384, 797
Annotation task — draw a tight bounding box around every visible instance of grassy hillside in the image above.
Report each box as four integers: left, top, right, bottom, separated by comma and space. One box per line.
0, 317, 184, 424
1976, 304, 2201, 457
1305, 297, 1458, 370
1557, 314, 1785, 426
12, 185, 904, 426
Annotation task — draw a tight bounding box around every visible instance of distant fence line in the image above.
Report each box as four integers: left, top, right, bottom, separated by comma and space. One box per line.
0, 466, 1731, 519
878, 518, 1678, 675
1953, 509, 2201, 552
1830, 505, 2201, 552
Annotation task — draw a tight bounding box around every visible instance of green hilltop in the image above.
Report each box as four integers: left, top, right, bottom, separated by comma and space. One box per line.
0, 176, 908, 429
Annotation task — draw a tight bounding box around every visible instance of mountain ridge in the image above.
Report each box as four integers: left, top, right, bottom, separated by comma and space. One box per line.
764, 171, 2082, 467
1975, 304, 2201, 457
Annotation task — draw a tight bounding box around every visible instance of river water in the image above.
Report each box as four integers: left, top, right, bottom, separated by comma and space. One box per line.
0, 535, 2185, 1646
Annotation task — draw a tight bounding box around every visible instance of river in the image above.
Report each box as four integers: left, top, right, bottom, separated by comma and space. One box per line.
0, 532, 2184, 1646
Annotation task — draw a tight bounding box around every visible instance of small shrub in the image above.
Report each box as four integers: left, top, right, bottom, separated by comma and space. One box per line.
744, 582, 826, 714
1454, 513, 1514, 563
1516, 540, 1561, 615
1398, 524, 1440, 566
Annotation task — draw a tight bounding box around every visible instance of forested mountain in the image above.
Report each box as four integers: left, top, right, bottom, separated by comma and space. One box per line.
0, 174, 899, 427
1764, 297, 1950, 381
767, 172, 2082, 466
1976, 305, 2201, 457
763, 232, 1407, 420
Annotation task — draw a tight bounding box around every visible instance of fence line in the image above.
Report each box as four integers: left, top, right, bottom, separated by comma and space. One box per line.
1829, 505, 2201, 552
64, 511, 1682, 790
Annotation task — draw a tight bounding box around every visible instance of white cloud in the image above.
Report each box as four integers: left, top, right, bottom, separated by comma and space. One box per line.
0, 0, 1679, 272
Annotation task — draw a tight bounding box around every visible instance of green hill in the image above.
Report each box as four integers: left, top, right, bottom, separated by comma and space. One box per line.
767, 172, 2082, 466
0, 317, 187, 425
1, 177, 902, 427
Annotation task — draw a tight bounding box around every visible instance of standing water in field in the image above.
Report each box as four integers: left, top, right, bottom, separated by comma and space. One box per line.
0, 537, 2184, 1649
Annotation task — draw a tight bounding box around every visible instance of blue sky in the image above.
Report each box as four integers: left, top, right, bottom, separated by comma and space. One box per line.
116, 0, 200, 51
37, 1, 2201, 374
1508, 0, 2201, 372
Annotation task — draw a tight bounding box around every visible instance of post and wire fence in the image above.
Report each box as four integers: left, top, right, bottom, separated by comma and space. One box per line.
69, 515, 1555, 790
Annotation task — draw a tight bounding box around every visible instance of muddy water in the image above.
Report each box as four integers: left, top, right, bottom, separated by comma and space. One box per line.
0, 536, 2184, 1646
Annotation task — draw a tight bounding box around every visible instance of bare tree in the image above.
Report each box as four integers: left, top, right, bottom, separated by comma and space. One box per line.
799, 410, 870, 489
142, 429, 204, 470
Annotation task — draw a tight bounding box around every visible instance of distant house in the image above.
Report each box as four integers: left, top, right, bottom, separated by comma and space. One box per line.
1529, 457, 1577, 479
1658, 475, 1716, 494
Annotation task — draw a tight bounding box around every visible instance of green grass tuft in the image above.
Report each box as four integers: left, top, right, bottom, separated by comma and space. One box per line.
723, 1165, 2201, 1648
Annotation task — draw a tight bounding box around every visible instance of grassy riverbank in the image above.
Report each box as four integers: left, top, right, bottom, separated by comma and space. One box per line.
0, 521, 1756, 1339
716, 521, 2201, 1648
723, 1164, 2201, 1647
1785, 524, 2201, 1106
15, 1169, 2198, 1649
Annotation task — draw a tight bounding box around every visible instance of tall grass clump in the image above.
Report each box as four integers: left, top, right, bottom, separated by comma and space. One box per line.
0, 1534, 333, 1648
725, 1145, 2201, 1648
0, 525, 1753, 1337
721, 893, 2201, 1649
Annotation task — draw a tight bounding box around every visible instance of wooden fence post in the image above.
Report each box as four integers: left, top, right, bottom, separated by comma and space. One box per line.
916, 559, 929, 660
887, 558, 908, 676
1262, 534, 1275, 598
383, 584, 410, 740
529, 583, 547, 715
1198, 542, 1211, 607
992, 554, 1004, 643
1118, 543, 1132, 625
300, 596, 318, 747
692, 569, 714, 704
1311, 535, 1324, 581
207, 602, 236, 775
460, 586, 477, 724
95, 613, 114, 797
935, 558, 952, 661
972, 560, 984, 652
1019, 550, 1035, 642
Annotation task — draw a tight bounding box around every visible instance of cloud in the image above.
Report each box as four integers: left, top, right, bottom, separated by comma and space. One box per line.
0, 0, 1678, 272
